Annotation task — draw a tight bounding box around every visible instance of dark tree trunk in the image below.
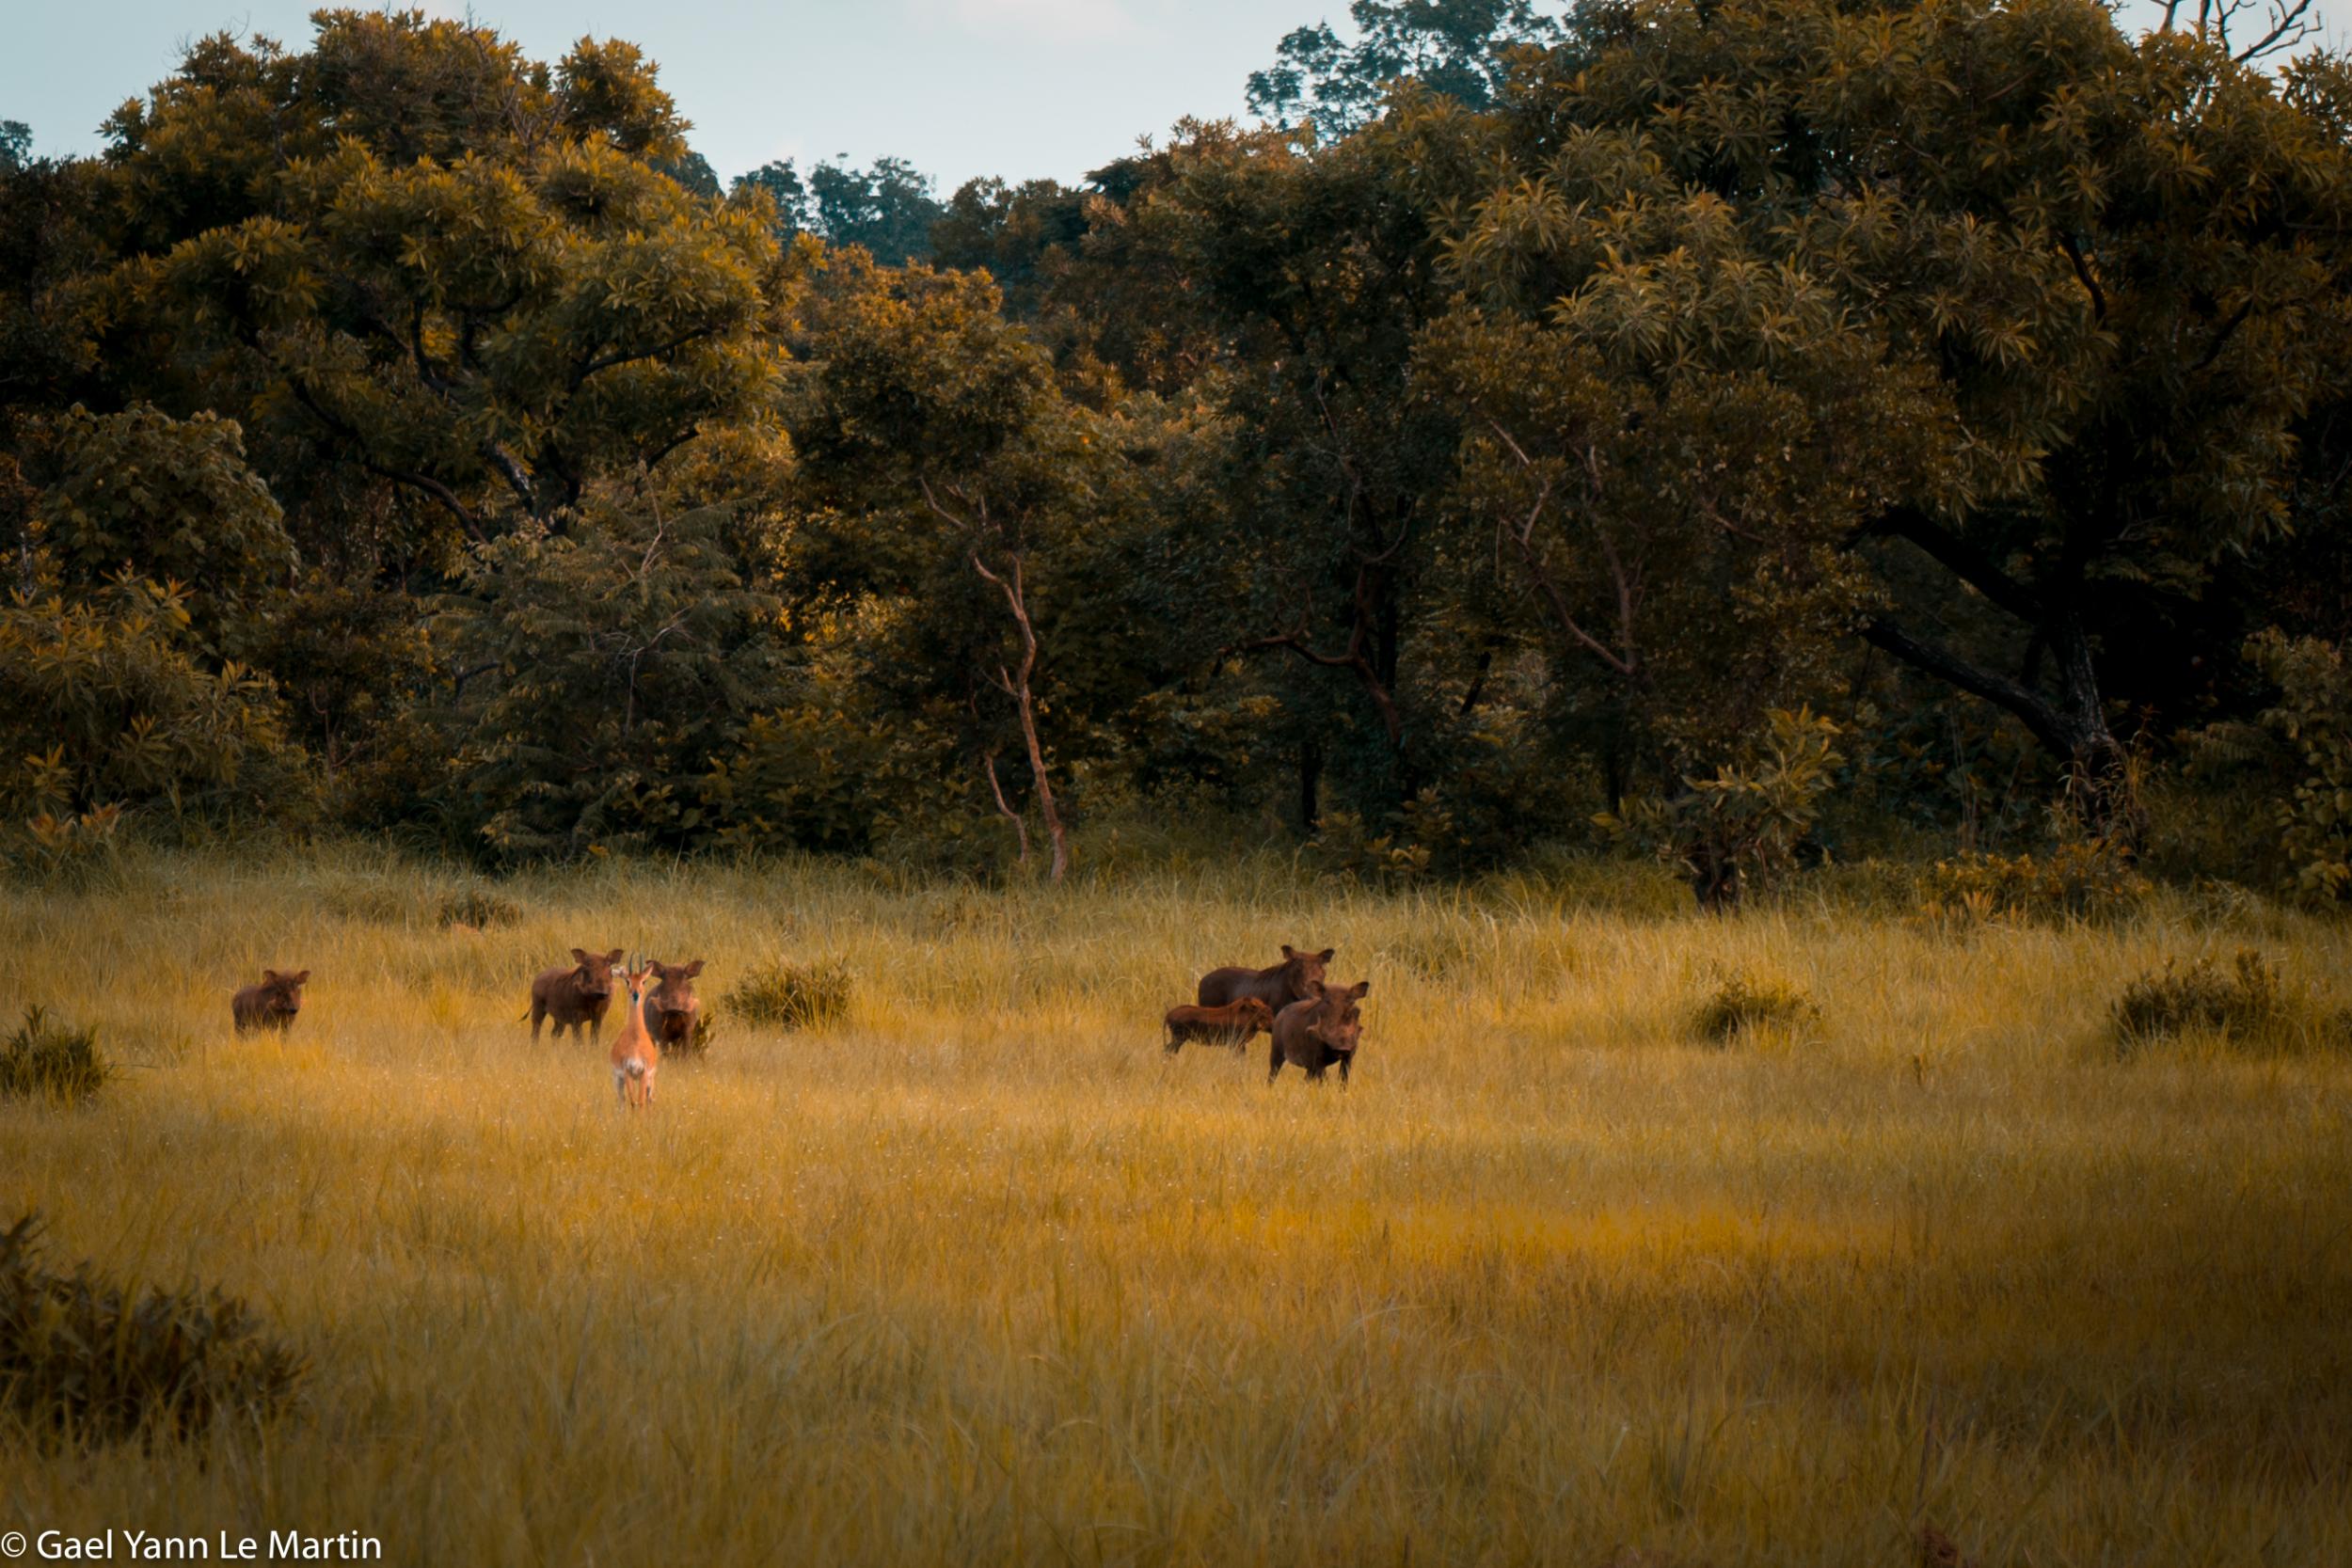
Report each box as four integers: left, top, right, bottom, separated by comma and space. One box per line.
1298, 739, 1324, 832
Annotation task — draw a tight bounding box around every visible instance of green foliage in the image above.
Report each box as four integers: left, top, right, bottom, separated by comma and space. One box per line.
2110, 950, 2302, 1052
1247, 0, 1561, 139
0, 119, 29, 173
437, 485, 784, 862
0, 577, 303, 844
0, 1007, 109, 1103
721, 961, 851, 1032
21, 404, 294, 656
1923, 841, 2151, 927
1310, 806, 1436, 887
0, 1212, 303, 1448
735, 155, 946, 265
1599, 708, 1845, 911
2193, 630, 2352, 903
1693, 969, 1820, 1044
103, 9, 788, 547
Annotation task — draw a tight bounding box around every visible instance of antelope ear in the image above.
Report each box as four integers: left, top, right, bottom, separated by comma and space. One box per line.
683, 958, 705, 977
1316, 948, 1335, 963
1348, 980, 1370, 1000
291, 970, 310, 986
1280, 944, 1296, 958
570, 948, 591, 964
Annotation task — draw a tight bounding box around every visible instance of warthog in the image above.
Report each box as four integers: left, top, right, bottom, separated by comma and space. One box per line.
641, 958, 705, 1049
527, 947, 625, 1041
1163, 996, 1275, 1054
232, 969, 309, 1034
1269, 979, 1369, 1085
1197, 944, 1332, 1012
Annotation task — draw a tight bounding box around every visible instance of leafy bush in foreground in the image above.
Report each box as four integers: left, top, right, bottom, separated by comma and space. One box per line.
722, 961, 852, 1031
0, 1213, 304, 1448
0, 1006, 109, 1102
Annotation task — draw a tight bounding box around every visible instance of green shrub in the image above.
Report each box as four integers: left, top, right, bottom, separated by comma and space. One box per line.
2190, 630, 2352, 905
0, 1006, 109, 1103
722, 961, 852, 1031
0, 1212, 305, 1448
2110, 949, 2298, 1051
1693, 969, 1820, 1043
436, 887, 522, 930
1922, 840, 2150, 926
1598, 707, 1845, 911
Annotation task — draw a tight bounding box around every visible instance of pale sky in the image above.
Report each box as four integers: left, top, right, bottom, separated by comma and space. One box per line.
4, 1, 2346, 194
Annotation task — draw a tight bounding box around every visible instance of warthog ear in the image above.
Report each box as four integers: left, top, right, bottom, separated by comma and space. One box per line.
683, 958, 705, 977
1316, 948, 1335, 963
290, 970, 311, 986
570, 947, 591, 965
262, 969, 281, 984
1280, 944, 1296, 958
605, 948, 627, 964
1347, 980, 1370, 999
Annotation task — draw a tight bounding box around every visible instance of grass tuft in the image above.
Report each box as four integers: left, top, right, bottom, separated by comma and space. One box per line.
1692, 967, 1820, 1043
2109, 947, 2312, 1052
0, 1213, 304, 1448
0, 1006, 109, 1103
721, 960, 851, 1031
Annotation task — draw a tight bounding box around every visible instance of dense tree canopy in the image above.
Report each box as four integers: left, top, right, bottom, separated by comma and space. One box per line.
5, 0, 2350, 893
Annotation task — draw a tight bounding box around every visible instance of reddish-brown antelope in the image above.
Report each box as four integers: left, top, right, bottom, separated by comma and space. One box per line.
608, 958, 660, 1108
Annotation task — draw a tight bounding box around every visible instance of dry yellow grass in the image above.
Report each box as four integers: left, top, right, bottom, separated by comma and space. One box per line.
3, 846, 2348, 1565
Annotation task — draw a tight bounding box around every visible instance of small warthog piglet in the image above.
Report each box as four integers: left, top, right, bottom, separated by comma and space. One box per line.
232, 969, 309, 1034
527, 946, 626, 1041
1270, 978, 1370, 1085
1197, 944, 1333, 1012
1164, 996, 1276, 1054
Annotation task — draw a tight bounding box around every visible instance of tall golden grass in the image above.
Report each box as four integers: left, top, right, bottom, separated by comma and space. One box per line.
3, 845, 2347, 1564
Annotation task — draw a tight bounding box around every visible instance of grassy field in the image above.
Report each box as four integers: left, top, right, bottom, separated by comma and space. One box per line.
3, 846, 2349, 1566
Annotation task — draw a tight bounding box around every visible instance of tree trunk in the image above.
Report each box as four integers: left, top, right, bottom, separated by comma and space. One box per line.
1298, 738, 1324, 832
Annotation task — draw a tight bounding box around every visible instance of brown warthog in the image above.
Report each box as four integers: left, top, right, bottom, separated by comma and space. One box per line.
641, 958, 705, 1050
1163, 996, 1275, 1054
232, 969, 309, 1033
527, 947, 626, 1041
1197, 944, 1332, 1012
1269, 979, 1370, 1085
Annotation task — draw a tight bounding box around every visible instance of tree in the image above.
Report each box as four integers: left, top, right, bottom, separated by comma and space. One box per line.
734, 154, 946, 265
1494, 0, 2352, 838
437, 480, 784, 861
0, 120, 29, 174
95, 11, 790, 548
1247, 0, 1562, 140
19, 404, 296, 658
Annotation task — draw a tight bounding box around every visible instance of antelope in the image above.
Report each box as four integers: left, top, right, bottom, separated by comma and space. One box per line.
608, 958, 660, 1109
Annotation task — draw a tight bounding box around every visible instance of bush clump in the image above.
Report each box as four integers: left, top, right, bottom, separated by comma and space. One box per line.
0, 1006, 110, 1103
1922, 840, 2150, 926
436, 887, 522, 930
722, 961, 852, 1031
0, 1213, 305, 1448
2110, 949, 2299, 1051
1694, 969, 1820, 1043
